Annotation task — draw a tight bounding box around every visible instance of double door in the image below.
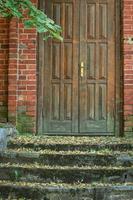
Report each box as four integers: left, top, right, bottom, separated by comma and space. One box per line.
38, 0, 121, 135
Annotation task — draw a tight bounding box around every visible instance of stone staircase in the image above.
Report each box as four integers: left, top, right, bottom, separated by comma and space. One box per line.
0, 136, 133, 200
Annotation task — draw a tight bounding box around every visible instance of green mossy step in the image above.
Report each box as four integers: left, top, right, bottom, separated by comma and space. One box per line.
0, 163, 132, 184
9, 136, 133, 145
9, 143, 132, 152
0, 136, 132, 199
8, 136, 133, 152
0, 150, 133, 167
0, 181, 133, 200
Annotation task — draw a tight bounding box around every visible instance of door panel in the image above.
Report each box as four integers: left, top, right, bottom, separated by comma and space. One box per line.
43, 0, 79, 133
79, 0, 115, 134
39, 0, 120, 135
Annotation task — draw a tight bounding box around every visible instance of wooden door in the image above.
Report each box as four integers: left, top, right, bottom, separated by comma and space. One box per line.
41, 0, 80, 134
79, 0, 116, 134
38, 0, 121, 135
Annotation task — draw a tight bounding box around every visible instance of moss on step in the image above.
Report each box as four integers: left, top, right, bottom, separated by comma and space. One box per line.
0, 162, 132, 170
10, 136, 133, 145
0, 181, 133, 200
0, 162, 132, 184
0, 180, 133, 188
5, 148, 133, 156
0, 149, 132, 168
0, 135, 132, 199
8, 136, 133, 152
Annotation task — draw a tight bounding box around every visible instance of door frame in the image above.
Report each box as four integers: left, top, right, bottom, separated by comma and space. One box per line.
37, 0, 124, 136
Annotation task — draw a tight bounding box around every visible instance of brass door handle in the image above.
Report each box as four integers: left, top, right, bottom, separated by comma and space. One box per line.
80, 61, 84, 77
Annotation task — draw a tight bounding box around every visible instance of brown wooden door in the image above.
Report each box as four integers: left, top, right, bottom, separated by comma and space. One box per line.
79, 0, 116, 134
39, 0, 121, 135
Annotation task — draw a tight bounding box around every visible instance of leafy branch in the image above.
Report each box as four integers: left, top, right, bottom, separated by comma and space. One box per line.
0, 0, 63, 40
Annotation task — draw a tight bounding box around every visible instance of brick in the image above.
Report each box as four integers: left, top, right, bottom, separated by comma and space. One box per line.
0, 18, 9, 122
124, 0, 133, 133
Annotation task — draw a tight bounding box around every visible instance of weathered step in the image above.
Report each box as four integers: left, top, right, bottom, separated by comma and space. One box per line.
0, 163, 132, 184
0, 150, 133, 167
8, 136, 133, 152
0, 181, 133, 200
8, 143, 133, 152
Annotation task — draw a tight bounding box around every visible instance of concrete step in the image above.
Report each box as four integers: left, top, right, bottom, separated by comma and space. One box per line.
0, 181, 133, 200
0, 136, 132, 199
8, 136, 133, 152
0, 150, 133, 167
0, 163, 132, 184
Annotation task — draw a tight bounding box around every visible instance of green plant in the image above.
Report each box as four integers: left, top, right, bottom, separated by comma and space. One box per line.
0, 0, 62, 41
10, 169, 22, 181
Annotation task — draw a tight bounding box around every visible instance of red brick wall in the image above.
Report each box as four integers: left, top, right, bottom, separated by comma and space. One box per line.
8, 0, 37, 132
124, 0, 133, 134
0, 19, 9, 122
